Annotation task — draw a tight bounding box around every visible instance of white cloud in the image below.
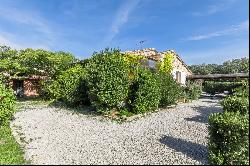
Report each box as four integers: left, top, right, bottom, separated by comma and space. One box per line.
0, 5, 55, 48
183, 20, 249, 41
104, 0, 141, 44
0, 30, 50, 50
0, 6, 51, 34
192, 0, 235, 16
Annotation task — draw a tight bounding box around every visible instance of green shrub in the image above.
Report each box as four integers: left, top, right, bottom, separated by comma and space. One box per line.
0, 82, 16, 125
44, 64, 89, 106
232, 81, 249, 98
221, 96, 249, 115
203, 81, 243, 95
128, 67, 160, 114
184, 81, 202, 100
85, 49, 130, 113
158, 72, 183, 107
208, 112, 249, 165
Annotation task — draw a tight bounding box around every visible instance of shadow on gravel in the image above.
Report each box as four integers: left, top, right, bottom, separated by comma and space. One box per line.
49, 101, 101, 116
185, 102, 223, 124
159, 136, 208, 164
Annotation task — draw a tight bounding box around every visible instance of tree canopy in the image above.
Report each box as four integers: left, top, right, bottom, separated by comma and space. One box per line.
0, 45, 77, 78
189, 57, 249, 75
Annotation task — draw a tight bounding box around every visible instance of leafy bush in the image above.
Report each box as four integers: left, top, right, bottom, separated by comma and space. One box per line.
232, 81, 249, 98
0, 82, 16, 125
85, 49, 130, 113
203, 81, 243, 95
44, 64, 89, 106
184, 81, 202, 100
158, 72, 183, 107
128, 67, 160, 114
221, 96, 249, 115
156, 51, 174, 74
208, 112, 249, 165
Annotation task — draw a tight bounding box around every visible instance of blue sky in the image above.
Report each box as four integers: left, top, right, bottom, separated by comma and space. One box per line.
0, 0, 248, 65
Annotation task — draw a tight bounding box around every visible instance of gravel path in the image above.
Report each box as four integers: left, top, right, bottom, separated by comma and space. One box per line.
11, 97, 222, 165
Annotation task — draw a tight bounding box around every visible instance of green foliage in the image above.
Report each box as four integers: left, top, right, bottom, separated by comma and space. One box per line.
232, 81, 249, 98
184, 81, 202, 100
18, 49, 76, 78
220, 81, 249, 115
158, 72, 183, 107
0, 82, 16, 126
189, 63, 223, 75
44, 65, 89, 106
208, 81, 249, 165
208, 112, 249, 165
0, 46, 20, 74
156, 52, 174, 74
203, 81, 243, 95
85, 49, 130, 112
222, 58, 249, 74
221, 96, 249, 115
0, 125, 26, 165
0, 45, 76, 78
189, 57, 249, 75
123, 53, 146, 67
0, 74, 6, 83
128, 68, 161, 114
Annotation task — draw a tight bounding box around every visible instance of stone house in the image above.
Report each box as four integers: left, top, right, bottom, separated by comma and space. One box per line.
6, 75, 46, 98
124, 48, 192, 85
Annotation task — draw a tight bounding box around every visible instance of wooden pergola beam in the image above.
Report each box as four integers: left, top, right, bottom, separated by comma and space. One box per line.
187, 73, 249, 80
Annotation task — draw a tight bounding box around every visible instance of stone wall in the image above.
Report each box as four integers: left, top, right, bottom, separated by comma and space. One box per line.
124, 48, 162, 61
23, 79, 40, 97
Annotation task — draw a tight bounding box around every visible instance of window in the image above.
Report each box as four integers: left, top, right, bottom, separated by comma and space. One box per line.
148, 59, 156, 68
176, 71, 181, 83
13, 80, 24, 97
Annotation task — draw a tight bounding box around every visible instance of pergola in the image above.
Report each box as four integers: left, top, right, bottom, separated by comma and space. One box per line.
186, 73, 249, 84
187, 73, 249, 80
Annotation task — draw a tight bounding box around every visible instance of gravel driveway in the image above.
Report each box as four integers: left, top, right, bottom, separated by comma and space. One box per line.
10, 97, 222, 165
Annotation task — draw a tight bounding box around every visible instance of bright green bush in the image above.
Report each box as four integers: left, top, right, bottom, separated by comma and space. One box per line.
85, 49, 130, 112
0, 82, 16, 125
158, 72, 183, 107
128, 67, 161, 114
208, 112, 249, 165
233, 81, 249, 98
184, 81, 202, 100
45, 64, 89, 106
221, 96, 249, 115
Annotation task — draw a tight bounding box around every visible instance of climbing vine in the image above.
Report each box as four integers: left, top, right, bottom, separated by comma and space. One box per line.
123, 53, 147, 81
123, 53, 146, 67
156, 52, 174, 73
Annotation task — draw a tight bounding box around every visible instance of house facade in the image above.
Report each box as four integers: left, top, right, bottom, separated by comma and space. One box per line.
6, 75, 45, 98
124, 48, 192, 85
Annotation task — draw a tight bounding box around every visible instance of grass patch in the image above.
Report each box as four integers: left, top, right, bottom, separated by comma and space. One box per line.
0, 125, 26, 165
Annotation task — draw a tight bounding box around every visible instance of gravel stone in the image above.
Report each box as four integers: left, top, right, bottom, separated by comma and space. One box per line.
10, 97, 222, 165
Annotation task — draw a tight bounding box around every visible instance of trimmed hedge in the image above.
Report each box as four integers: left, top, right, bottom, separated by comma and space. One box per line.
128, 67, 161, 114
45, 64, 89, 106
0, 82, 16, 125
203, 81, 243, 95
158, 72, 183, 107
208, 112, 249, 165
85, 49, 130, 112
184, 81, 202, 101
221, 96, 249, 115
